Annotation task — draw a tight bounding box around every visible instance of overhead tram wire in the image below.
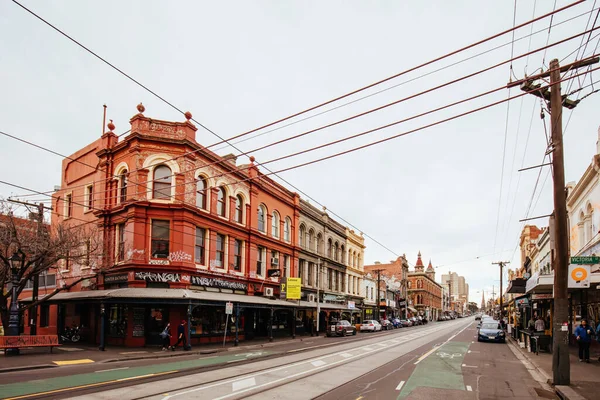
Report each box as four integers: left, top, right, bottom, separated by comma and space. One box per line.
4, 54, 600, 212
9, 1, 595, 203
9, 0, 588, 260
22, 28, 600, 206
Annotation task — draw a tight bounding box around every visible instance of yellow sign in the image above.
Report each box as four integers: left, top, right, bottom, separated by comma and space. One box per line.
568, 264, 590, 288
286, 277, 301, 300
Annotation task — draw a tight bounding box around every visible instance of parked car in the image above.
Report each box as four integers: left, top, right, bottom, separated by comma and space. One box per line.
410, 317, 422, 326
477, 321, 506, 343
380, 319, 394, 330
360, 320, 382, 332
391, 318, 402, 328
399, 319, 412, 327
326, 320, 357, 337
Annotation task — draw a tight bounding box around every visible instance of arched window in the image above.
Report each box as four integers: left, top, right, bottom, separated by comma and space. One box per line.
579, 211, 586, 248
272, 211, 280, 238
119, 170, 128, 203
196, 177, 208, 210
587, 203, 594, 243
308, 229, 315, 251
217, 187, 227, 217
299, 224, 306, 247
407, 281, 411, 289
284, 217, 291, 242
316, 233, 323, 254
357, 255, 361, 268
235, 195, 244, 223
334, 242, 339, 261
258, 205, 267, 233
153, 165, 172, 199
341, 245, 345, 264
327, 238, 333, 258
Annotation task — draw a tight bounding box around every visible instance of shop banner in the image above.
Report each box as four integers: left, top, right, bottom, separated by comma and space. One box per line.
531, 293, 553, 300
568, 264, 590, 288
286, 277, 301, 300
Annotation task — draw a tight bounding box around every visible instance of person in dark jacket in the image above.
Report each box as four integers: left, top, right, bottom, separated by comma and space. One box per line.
575, 319, 593, 362
171, 320, 188, 351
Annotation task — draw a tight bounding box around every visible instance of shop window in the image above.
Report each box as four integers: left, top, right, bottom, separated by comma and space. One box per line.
152, 165, 172, 199
151, 220, 170, 258
108, 304, 128, 337
191, 306, 239, 336
39, 303, 50, 327
233, 239, 243, 271
215, 233, 226, 267
195, 227, 206, 265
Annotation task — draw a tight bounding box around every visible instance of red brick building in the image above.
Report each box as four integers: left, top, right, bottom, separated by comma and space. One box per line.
49, 104, 304, 347
407, 252, 442, 321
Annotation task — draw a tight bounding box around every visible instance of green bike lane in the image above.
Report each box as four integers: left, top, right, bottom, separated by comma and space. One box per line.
0, 350, 274, 400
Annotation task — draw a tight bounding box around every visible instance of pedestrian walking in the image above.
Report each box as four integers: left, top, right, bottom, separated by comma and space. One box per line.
528, 315, 536, 332
575, 319, 593, 363
171, 320, 188, 351
160, 323, 172, 351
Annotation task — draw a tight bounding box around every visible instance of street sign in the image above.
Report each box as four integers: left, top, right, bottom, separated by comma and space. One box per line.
568, 264, 590, 288
286, 278, 301, 300
570, 256, 600, 265
225, 302, 233, 315
348, 301, 355, 309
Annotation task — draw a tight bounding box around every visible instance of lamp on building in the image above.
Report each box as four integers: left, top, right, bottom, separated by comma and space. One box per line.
6, 251, 24, 355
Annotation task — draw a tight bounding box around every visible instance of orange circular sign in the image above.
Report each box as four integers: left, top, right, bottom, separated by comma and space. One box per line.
571, 267, 588, 281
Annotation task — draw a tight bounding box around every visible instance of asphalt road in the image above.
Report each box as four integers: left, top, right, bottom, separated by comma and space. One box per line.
2, 319, 552, 400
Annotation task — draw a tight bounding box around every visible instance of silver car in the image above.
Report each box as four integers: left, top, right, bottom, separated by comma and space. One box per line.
360, 320, 382, 332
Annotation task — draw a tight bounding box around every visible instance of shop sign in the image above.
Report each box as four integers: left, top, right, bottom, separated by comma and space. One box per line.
399, 301, 407, 306
531, 293, 553, 300
191, 276, 247, 291
568, 265, 590, 288
280, 278, 287, 299
286, 278, 301, 300
323, 294, 338, 301
515, 298, 529, 307
135, 271, 181, 282
571, 256, 600, 265
267, 269, 281, 278
348, 301, 355, 309
104, 273, 129, 284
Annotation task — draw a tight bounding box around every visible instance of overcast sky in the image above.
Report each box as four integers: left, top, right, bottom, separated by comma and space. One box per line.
1, 1, 600, 304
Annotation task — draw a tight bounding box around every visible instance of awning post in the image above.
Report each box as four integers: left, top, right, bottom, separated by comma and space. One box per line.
234, 304, 240, 347
186, 304, 192, 351
99, 303, 106, 351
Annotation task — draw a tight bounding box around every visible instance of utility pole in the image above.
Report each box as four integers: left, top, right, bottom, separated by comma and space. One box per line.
508, 56, 599, 386
372, 269, 384, 321
316, 258, 321, 335
492, 261, 510, 322
8, 199, 49, 336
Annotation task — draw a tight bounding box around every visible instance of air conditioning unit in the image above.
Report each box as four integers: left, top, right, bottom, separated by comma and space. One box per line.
308, 294, 316, 303
264, 287, 274, 297
271, 257, 279, 266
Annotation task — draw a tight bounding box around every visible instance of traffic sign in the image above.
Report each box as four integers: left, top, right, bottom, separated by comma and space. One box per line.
225, 302, 233, 315
570, 256, 600, 265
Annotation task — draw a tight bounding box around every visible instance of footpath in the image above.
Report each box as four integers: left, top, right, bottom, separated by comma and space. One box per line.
509, 335, 600, 400
0, 334, 322, 374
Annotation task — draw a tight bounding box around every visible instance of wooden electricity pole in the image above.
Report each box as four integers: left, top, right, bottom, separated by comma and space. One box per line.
509, 56, 599, 386
492, 261, 510, 321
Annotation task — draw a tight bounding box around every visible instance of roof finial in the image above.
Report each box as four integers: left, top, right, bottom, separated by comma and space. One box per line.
184, 111, 192, 120
107, 119, 115, 132
137, 103, 145, 114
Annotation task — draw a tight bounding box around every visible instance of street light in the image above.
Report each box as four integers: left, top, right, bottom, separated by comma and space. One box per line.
6, 251, 24, 356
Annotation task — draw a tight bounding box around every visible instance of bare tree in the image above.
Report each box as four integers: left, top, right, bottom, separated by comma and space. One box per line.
0, 202, 104, 329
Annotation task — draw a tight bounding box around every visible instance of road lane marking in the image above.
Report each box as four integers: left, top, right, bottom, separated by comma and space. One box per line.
466, 385, 473, 391
415, 321, 472, 365
467, 350, 480, 353
119, 351, 148, 355
396, 381, 405, 391
95, 367, 129, 373
311, 360, 327, 367
462, 364, 478, 368
227, 359, 242, 363
362, 347, 374, 351
117, 373, 154, 382
232, 377, 256, 392
52, 359, 95, 366
340, 353, 352, 358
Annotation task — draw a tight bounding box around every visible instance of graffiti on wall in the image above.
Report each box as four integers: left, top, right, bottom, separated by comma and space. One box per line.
135, 271, 180, 283
168, 251, 192, 262
191, 276, 247, 291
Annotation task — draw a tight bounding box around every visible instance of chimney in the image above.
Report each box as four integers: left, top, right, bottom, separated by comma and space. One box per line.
374, 261, 381, 265
223, 153, 237, 166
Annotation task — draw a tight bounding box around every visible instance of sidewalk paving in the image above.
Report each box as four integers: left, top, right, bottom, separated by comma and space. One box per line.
510, 337, 600, 400
0, 334, 324, 373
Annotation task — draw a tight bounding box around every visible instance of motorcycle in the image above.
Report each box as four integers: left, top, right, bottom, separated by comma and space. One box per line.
60, 325, 82, 343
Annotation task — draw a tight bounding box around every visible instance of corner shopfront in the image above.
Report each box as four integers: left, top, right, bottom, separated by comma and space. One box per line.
46, 288, 301, 348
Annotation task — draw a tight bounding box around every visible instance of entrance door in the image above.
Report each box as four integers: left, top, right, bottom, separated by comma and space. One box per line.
146, 307, 169, 346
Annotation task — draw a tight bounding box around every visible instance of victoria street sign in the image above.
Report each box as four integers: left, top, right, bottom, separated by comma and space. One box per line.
571, 256, 600, 265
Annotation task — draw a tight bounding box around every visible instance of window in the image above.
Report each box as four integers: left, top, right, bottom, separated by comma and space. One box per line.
257, 246, 265, 275
195, 227, 206, 264
117, 223, 125, 261
196, 177, 208, 210
235, 195, 244, 223
119, 170, 128, 203
327, 239, 333, 258
83, 238, 91, 268
272, 211, 280, 238
317, 234, 322, 254
25, 271, 56, 289
308, 229, 315, 250
217, 187, 227, 217
308, 262, 313, 286
85, 185, 93, 211
271, 250, 279, 267
153, 165, 172, 199
40, 303, 50, 327
258, 205, 266, 233
215, 233, 226, 267
328, 269, 332, 290
284, 217, 291, 242
283, 255, 290, 278
299, 260, 305, 283
65, 193, 73, 218
233, 239, 243, 271
341, 245, 345, 264
299, 225, 306, 247
151, 220, 170, 258
334, 242, 339, 261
